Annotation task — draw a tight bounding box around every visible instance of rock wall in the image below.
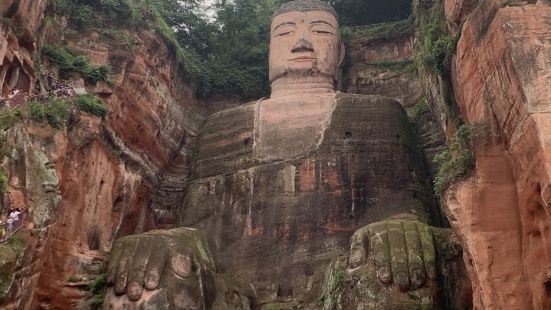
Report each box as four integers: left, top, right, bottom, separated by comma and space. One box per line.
0, 0, 49, 97
441, 0, 551, 309
0, 2, 206, 308
344, 28, 423, 107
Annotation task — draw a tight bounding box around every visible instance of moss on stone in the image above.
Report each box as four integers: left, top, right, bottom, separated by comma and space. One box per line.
0, 231, 27, 302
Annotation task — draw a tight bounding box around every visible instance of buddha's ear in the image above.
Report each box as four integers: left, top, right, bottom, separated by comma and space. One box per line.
338, 41, 345, 68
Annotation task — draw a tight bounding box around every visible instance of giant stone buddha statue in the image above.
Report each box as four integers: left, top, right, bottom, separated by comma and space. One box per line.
104, 1, 469, 309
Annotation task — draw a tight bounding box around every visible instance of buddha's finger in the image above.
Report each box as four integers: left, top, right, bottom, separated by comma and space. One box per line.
114, 238, 138, 295
127, 237, 152, 301
349, 227, 369, 268
417, 222, 437, 280
387, 221, 409, 291
107, 238, 125, 285
403, 221, 425, 289
144, 238, 168, 290
368, 222, 391, 285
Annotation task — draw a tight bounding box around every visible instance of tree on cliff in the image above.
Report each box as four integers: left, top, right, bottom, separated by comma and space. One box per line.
327, 0, 411, 25
54, 0, 413, 100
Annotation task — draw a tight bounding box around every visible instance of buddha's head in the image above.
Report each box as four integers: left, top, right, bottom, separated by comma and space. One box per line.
269, 0, 344, 95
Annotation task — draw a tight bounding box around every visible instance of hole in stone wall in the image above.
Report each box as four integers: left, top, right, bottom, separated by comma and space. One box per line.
87, 226, 101, 250
113, 196, 124, 211
304, 265, 313, 277
544, 278, 551, 298
344, 131, 352, 139
277, 284, 294, 297
243, 138, 251, 145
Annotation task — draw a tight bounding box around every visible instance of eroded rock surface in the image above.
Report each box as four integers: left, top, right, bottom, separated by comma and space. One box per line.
180, 93, 432, 305
0, 1, 206, 308
345, 28, 423, 107
443, 0, 551, 309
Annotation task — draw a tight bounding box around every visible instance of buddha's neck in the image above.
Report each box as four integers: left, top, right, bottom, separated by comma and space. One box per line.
270, 76, 335, 98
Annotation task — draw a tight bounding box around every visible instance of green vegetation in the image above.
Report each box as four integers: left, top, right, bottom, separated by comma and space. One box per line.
417, 0, 455, 77
29, 101, 47, 121
42, 45, 110, 84
148, 9, 201, 77
433, 123, 485, 196
0, 170, 7, 196
0, 109, 22, 130
68, 275, 79, 282
54, 0, 138, 29
408, 98, 431, 126
347, 18, 413, 40
328, 0, 412, 26
89, 273, 107, 309
75, 94, 107, 118
92, 294, 104, 308
330, 270, 345, 309
50, 0, 416, 100
6, 231, 27, 255
367, 60, 416, 74
28, 98, 70, 129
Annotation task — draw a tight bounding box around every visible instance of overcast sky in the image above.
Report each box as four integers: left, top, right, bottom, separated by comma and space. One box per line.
200, 0, 217, 19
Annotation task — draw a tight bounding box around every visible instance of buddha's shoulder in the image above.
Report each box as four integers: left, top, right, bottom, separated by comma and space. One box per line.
194, 101, 257, 179
203, 101, 257, 124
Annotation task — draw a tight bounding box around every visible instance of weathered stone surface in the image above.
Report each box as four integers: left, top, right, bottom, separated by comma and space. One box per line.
0, 5, 207, 308
181, 93, 432, 305
319, 220, 470, 310
445, 2, 551, 309
346, 63, 422, 107
103, 228, 253, 310
345, 29, 422, 107
347, 29, 414, 65
105, 228, 212, 309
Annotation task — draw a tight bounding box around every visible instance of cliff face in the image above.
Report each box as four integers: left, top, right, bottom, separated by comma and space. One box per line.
431, 0, 551, 309
1, 0, 551, 309
344, 25, 423, 107
0, 2, 205, 308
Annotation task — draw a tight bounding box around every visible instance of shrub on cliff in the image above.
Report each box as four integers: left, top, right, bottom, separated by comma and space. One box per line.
29, 101, 47, 121
433, 123, 485, 196
75, 94, 107, 118
0, 109, 22, 130
0, 169, 7, 196
29, 99, 70, 128
45, 98, 70, 128
418, 0, 456, 77
42, 46, 111, 84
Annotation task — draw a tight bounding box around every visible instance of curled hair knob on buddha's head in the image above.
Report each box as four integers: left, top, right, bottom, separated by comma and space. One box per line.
273, 0, 338, 19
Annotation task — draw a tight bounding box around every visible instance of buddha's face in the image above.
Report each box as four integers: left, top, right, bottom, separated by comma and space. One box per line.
269, 10, 343, 85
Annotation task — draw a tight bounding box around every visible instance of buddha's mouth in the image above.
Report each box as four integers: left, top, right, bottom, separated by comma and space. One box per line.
289, 56, 317, 62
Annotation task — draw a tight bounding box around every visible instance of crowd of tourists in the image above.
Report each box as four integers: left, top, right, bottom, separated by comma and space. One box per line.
0, 192, 25, 242
0, 72, 76, 110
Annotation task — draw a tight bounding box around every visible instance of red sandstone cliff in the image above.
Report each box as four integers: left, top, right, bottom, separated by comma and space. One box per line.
437, 0, 551, 309
0, 1, 205, 308
1, 0, 551, 309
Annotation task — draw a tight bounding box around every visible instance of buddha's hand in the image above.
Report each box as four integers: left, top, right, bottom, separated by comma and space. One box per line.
103, 228, 213, 309
348, 220, 437, 291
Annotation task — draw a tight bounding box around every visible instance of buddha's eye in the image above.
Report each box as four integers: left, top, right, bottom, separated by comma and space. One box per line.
276, 31, 293, 37
313, 30, 333, 35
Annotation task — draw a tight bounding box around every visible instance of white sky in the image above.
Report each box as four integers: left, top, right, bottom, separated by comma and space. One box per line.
200, 0, 217, 19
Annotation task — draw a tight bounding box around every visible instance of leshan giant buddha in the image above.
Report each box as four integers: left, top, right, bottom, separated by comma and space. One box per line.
104, 1, 469, 309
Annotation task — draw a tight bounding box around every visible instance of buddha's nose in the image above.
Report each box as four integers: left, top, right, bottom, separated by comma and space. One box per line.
291, 38, 314, 53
